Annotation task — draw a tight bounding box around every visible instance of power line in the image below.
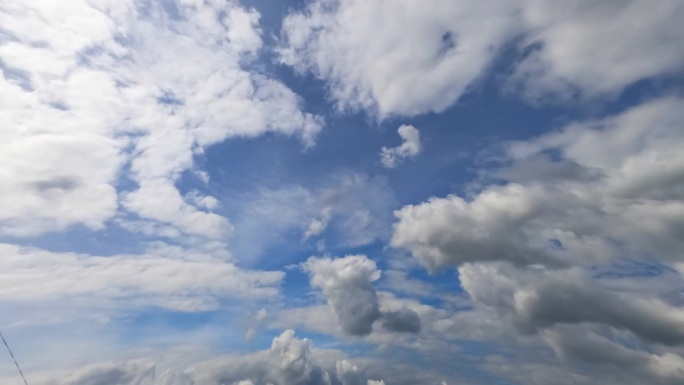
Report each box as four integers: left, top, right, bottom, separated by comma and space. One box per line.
0, 329, 28, 385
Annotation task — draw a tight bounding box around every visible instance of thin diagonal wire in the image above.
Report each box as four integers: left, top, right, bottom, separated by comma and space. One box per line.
0, 329, 28, 385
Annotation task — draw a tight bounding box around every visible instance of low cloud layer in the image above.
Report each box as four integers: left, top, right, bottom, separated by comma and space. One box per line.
38, 330, 388, 385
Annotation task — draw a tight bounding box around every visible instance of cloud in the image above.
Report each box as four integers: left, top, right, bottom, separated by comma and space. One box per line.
392, 97, 684, 271
228, 174, 396, 260
4, 2, 684, 384
45, 360, 156, 385
379, 270, 434, 298
304, 255, 382, 336
381, 308, 421, 334
245, 308, 269, 342
303, 208, 332, 241
452, 260, 684, 383
513, 272, 684, 346
303, 255, 423, 337
455, 256, 684, 349
544, 327, 684, 385
379, 125, 422, 168
279, 0, 684, 116
505, 0, 684, 103
23, 330, 387, 385
279, 0, 519, 117
300, 258, 424, 337
159, 329, 382, 385
391, 183, 569, 271
0, 243, 283, 312
24, 329, 452, 385
389, 96, 684, 381
0, 0, 321, 238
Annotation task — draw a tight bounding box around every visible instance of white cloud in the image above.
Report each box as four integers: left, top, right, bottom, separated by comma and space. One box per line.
505, 0, 684, 103
280, 0, 684, 116
0, 0, 321, 238
393, 97, 684, 271
0, 243, 283, 312
279, 0, 519, 118
380, 270, 434, 298
185, 190, 220, 211
380, 124, 422, 168
303, 207, 332, 241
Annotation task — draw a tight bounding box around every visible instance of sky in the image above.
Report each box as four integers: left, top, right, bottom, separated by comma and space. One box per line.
1, 0, 684, 384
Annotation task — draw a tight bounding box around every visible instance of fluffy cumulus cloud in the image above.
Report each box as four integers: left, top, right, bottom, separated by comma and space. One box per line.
304, 255, 382, 336
34, 330, 390, 385
280, 0, 684, 116
0, 0, 321, 238
379, 125, 421, 168
303, 255, 421, 337
393, 97, 684, 271
391, 96, 684, 384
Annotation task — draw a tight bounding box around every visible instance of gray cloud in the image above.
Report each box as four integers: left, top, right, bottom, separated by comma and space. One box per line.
304, 255, 382, 336
391, 183, 570, 271
459, 262, 684, 346
544, 327, 684, 385
514, 276, 684, 346
493, 155, 604, 184
381, 308, 421, 334
304, 255, 423, 336
31, 177, 81, 193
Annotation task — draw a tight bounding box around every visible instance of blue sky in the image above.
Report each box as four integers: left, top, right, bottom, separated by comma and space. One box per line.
1, 1, 684, 384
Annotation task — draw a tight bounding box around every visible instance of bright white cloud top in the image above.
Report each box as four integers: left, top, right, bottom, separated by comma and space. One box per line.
1, 1, 683, 385
379, 125, 421, 169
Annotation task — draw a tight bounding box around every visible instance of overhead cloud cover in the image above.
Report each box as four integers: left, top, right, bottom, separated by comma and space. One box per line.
1, 1, 683, 384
